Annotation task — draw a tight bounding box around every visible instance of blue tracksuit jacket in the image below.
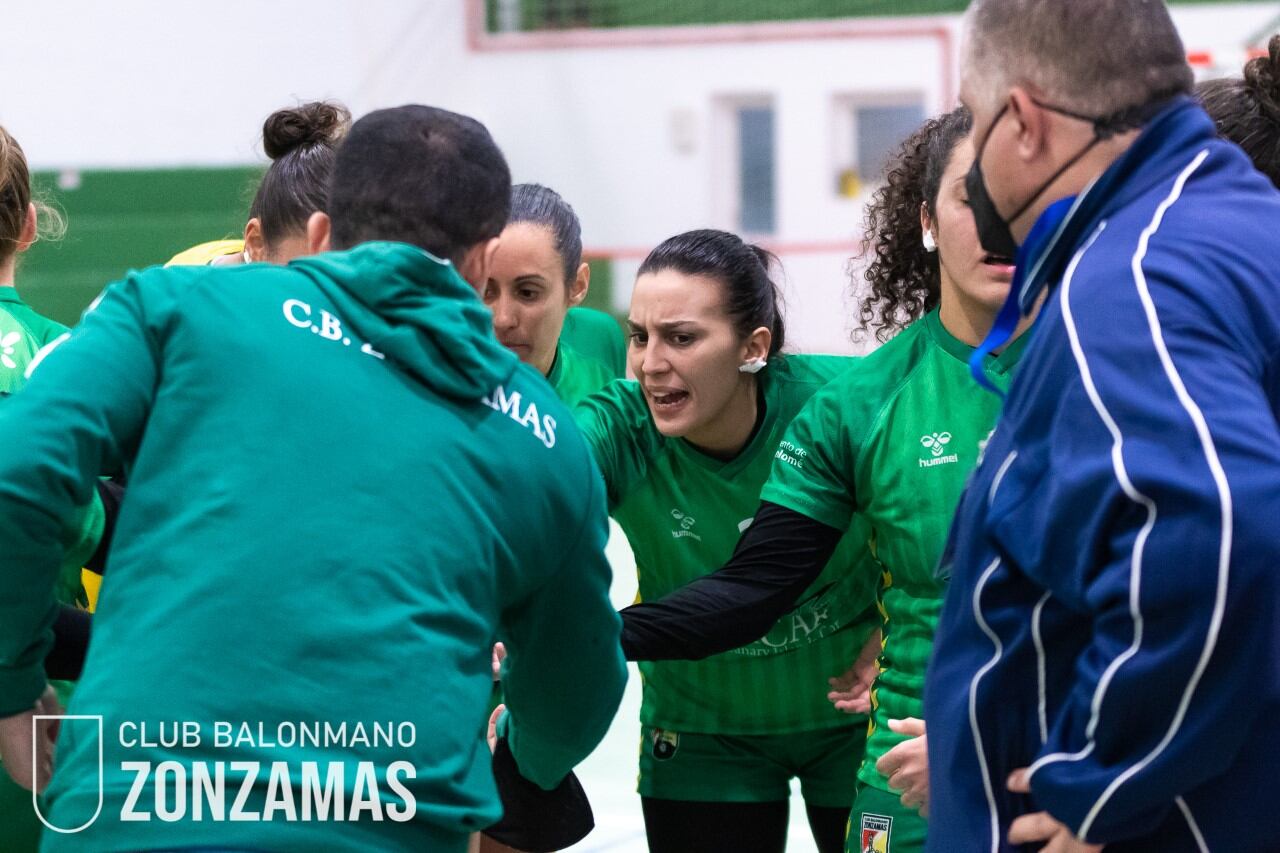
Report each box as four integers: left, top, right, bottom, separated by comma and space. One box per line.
925, 99, 1280, 851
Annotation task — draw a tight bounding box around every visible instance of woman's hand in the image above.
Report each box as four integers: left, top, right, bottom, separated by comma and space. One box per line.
827, 629, 880, 714
487, 703, 505, 753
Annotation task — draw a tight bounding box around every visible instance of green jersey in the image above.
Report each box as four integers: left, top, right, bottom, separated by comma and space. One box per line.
547, 343, 615, 409
577, 355, 880, 735
0, 287, 98, 606
561, 306, 625, 377
0, 243, 626, 853
761, 310, 1026, 791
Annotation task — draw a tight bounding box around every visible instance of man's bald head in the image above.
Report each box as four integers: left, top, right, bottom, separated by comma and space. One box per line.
963, 0, 1193, 116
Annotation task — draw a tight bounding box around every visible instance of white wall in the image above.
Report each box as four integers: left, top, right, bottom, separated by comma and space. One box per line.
4, 1, 1277, 352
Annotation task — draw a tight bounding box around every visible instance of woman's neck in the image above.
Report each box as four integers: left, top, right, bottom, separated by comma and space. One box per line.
0, 257, 16, 288
684, 376, 762, 461
938, 287, 996, 347
937, 273, 1036, 351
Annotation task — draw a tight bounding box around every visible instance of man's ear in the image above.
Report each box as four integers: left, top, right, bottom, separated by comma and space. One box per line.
1009, 86, 1050, 162
459, 237, 502, 292
305, 212, 331, 256
569, 261, 590, 308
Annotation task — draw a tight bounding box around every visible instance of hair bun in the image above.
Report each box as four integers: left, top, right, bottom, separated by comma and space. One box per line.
262, 101, 352, 161
1243, 34, 1280, 115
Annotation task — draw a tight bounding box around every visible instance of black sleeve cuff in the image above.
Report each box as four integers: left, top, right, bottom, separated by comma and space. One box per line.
483, 735, 594, 852
45, 605, 91, 681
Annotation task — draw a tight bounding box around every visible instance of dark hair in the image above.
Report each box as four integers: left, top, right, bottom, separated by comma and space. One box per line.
1198, 35, 1280, 190
0, 126, 64, 263
638, 229, 786, 356
248, 101, 350, 247
965, 0, 1193, 117
857, 107, 972, 343
328, 105, 512, 263
509, 183, 583, 284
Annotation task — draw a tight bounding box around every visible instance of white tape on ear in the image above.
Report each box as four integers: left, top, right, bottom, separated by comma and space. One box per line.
738, 357, 767, 374
923, 230, 938, 252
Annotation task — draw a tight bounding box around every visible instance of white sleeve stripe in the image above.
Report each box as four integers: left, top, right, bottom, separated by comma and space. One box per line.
987, 450, 1018, 507
1176, 796, 1211, 853
1031, 590, 1053, 745
967, 556, 1006, 853
1077, 148, 1230, 839
1030, 219, 1156, 786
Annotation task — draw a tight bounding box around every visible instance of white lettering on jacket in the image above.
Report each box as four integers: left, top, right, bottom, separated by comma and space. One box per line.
481, 385, 557, 450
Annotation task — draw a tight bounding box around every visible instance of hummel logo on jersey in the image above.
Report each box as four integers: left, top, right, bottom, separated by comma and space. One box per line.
670, 509, 701, 541
921, 431, 951, 456
0, 331, 21, 370
919, 431, 959, 468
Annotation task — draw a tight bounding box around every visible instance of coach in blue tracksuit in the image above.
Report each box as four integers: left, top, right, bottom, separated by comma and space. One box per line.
926, 1, 1280, 851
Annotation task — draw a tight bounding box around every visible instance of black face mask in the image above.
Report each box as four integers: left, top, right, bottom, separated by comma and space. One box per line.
964, 95, 1176, 258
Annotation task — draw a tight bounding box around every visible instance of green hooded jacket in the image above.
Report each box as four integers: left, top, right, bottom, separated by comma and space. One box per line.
0, 242, 626, 853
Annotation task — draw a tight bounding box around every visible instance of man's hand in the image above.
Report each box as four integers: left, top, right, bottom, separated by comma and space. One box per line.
1007, 768, 1104, 852
876, 717, 929, 816
827, 628, 880, 714
0, 685, 62, 793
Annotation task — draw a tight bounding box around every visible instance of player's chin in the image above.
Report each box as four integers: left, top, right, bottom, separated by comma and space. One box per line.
649, 405, 696, 438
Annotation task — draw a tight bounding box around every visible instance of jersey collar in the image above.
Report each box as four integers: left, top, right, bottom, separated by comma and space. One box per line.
925, 307, 1028, 378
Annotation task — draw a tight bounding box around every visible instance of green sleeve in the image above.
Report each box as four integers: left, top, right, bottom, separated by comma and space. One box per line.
0, 276, 163, 715
759, 380, 859, 531
562, 307, 625, 377
573, 379, 660, 510
497, 464, 627, 790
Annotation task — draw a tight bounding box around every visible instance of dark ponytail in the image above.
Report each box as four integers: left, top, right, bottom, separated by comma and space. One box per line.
248, 101, 351, 247
1198, 34, 1280, 189
509, 183, 583, 284
638, 229, 786, 356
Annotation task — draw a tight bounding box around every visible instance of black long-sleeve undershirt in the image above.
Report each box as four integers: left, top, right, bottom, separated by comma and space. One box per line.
620, 501, 843, 661
46, 606, 91, 681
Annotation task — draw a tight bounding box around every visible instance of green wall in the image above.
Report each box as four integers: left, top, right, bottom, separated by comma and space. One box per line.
17, 166, 621, 325
20, 167, 262, 326
491, 0, 1266, 30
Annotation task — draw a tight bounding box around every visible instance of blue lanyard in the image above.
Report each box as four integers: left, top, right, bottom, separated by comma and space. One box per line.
968, 195, 1078, 395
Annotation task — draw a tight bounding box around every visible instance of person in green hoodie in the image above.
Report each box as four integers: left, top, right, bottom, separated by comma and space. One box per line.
0, 104, 626, 853
485, 183, 620, 408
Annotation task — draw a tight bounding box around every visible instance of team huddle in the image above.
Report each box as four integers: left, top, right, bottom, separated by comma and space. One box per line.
1, 1, 1280, 852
